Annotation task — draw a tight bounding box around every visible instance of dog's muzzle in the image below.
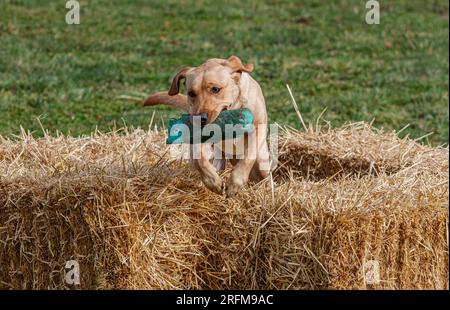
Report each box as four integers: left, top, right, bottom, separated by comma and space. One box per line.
191, 112, 209, 127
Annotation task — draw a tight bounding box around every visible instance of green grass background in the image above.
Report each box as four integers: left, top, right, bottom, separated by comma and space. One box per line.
0, 0, 448, 144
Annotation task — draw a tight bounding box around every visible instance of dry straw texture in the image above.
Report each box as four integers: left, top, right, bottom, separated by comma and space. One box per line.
0, 123, 448, 289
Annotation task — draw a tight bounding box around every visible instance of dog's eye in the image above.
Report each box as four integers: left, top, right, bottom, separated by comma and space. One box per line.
211, 86, 221, 94
188, 90, 196, 98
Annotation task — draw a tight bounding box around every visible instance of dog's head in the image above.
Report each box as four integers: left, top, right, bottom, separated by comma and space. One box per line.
168, 56, 253, 124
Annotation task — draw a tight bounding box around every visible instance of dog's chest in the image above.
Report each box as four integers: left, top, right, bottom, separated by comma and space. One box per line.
215, 135, 246, 156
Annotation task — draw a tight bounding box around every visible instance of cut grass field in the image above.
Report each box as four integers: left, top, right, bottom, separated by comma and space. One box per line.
0, 0, 448, 144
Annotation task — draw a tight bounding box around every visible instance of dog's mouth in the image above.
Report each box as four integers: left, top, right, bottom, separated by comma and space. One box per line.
190, 106, 231, 127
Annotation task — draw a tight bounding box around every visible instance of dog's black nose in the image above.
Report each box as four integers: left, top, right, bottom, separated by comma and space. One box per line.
191, 113, 209, 127
200, 113, 208, 126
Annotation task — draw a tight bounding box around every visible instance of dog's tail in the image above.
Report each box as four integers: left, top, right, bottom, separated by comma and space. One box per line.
144, 91, 189, 111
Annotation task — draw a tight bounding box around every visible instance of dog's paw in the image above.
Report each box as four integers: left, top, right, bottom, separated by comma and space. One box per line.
202, 176, 224, 195
225, 178, 244, 198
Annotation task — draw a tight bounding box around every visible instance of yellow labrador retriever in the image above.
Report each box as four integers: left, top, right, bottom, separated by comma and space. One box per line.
144, 56, 273, 197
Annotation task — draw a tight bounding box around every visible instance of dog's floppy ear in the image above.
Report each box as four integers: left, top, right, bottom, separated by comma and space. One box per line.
168, 67, 192, 96
226, 56, 254, 74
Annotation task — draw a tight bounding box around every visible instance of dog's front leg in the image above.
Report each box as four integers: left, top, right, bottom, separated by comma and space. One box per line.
192, 144, 224, 194
225, 131, 258, 197
226, 157, 255, 197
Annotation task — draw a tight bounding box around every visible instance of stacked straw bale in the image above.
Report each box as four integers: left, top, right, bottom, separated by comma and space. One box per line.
0, 123, 448, 289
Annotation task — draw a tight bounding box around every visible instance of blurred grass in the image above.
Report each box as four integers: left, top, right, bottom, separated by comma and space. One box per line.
0, 0, 448, 144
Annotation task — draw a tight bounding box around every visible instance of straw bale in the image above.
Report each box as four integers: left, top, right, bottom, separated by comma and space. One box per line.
0, 124, 447, 289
